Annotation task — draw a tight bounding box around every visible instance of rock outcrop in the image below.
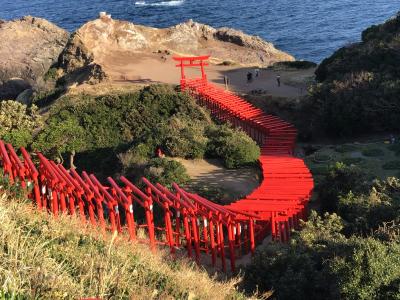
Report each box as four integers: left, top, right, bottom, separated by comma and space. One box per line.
58, 16, 294, 83
0, 16, 69, 99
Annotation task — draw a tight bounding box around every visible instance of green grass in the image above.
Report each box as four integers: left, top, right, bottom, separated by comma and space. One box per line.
0, 184, 246, 299
334, 144, 359, 153
388, 143, 400, 156
382, 160, 400, 170
361, 148, 384, 157
340, 157, 366, 165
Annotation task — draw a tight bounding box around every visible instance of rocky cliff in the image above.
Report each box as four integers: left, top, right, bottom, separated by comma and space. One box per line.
58, 16, 294, 81
0, 16, 69, 99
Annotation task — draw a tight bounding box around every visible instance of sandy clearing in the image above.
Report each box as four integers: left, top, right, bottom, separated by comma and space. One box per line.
99, 52, 313, 98
175, 158, 261, 202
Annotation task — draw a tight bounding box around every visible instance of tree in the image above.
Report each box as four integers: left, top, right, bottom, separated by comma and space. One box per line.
0, 100, 42, 147
33, 116, 87, 166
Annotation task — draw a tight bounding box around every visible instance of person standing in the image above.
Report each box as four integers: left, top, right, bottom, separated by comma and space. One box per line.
255, 68, 260, 78
276, 74, 281, 87
247, 72, 253, 84
224, 75, 230, 90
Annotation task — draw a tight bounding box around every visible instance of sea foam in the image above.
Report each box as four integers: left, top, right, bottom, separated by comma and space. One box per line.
135, 0, 185, 7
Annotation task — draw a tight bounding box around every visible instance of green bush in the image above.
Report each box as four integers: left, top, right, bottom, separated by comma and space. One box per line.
0, 101, 42, 148
313, 152, 332, 163
340, 157, 365, 165
206, 125, 260, 168
274, 60, 317, 69
361, 148, 384, 157
43, 67, 58, 82
310, 165, 330, 176
143, 158, 190, 188
388, 143, 400, 156
318, 162, 371, 213
242, 211, 400, 300
334, 144, 359, 153
307, 14, 400, 137
382, 160, 400, 170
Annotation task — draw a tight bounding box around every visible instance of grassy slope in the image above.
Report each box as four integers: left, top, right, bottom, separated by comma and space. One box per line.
0, 186, 247, 299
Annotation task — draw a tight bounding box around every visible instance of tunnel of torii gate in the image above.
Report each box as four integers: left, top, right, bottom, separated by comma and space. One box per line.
0, 55, 313, 273
173, 55, 313, 244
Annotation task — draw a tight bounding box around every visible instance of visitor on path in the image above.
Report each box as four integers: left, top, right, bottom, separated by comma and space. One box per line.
224, 75, 230, 90
247, 72, 253, 84
255, 68, 260, 78
155, 146, 165, 158
276, 74, 281, 87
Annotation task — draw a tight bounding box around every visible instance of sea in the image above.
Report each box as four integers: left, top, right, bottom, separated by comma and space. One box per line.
0, 0, 399, 62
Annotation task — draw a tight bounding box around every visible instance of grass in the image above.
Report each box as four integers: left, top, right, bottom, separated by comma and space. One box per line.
340, 157, 366, 165
0, 183, 248, 299
361, 148, 384, 157
334, 144, 359, 153
382, 160, 400, 170
388, 143, 400, 156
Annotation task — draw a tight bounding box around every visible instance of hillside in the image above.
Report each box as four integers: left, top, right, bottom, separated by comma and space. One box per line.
0, 184, 246, 299
307, 13, 400, 136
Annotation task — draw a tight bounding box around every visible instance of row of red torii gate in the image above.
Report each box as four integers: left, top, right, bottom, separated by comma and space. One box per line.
0, 56, 313, 272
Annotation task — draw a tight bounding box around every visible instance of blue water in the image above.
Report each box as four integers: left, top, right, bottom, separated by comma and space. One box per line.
0, 0, 399, 62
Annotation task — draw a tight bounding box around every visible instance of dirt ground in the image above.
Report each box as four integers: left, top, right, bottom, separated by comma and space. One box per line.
175, 158, 261, 202
99, 52, 314, 98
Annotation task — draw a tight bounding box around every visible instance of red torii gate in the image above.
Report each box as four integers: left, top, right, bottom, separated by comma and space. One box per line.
173, 55, 210, 86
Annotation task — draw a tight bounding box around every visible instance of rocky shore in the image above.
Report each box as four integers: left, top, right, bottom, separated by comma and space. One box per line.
0, 14, 295, 101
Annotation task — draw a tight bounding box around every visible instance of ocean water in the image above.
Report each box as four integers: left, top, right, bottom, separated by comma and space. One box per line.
0, 0, 399, 62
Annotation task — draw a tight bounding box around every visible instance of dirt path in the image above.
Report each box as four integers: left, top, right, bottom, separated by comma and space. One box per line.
174, 158, 261, 202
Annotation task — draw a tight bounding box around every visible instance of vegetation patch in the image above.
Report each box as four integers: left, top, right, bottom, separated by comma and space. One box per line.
388, 143, 400, 156
301, 14, 400, 137
30, 85, 259, 182
0, 100, 42, 147
340, 157, 366, 165
0, 183, 244, 299
334, 144, 359, 153
361, 147, 384, 157
382, 160, 400, 170
273, 60, 317, 69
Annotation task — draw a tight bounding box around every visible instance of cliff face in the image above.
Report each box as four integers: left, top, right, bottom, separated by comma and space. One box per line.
58, 16, 294, 78
308, 14, 400, 136
0, 16, 69, 99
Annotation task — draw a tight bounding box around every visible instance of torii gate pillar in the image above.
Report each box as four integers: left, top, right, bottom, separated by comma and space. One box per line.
173, 55, 210, 88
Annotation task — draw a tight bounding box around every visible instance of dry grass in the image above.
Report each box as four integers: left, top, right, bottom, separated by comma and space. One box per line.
0, 185, 248, 299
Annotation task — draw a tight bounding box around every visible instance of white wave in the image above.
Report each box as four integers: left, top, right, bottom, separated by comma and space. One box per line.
135, 0, 185, 7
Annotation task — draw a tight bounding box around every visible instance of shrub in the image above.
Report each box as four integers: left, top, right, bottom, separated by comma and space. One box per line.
334, 144, 359, 153
388, 143, 400, 156
310, 165, 330, 176
163, 117, 208, 159
318, 162, 371, 213
340, 157, 365, 165
0, 101, 42, 147
307, 14, 400, 137
243, 211, 400, 300
313, 152, 332, 163
361, 148, 384, 157
144, 158, 190, 188
274, 60, 317, 69
382, 160, 400, 170
206, 125, 260, 168
43, 67, 58, 82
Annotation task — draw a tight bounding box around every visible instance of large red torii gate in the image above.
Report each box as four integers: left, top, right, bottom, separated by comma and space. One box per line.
173, 55, 210, 86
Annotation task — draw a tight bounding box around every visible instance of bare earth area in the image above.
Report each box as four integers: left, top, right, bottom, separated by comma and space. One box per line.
174, 158, 261, 202
102, 53, 313, 98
